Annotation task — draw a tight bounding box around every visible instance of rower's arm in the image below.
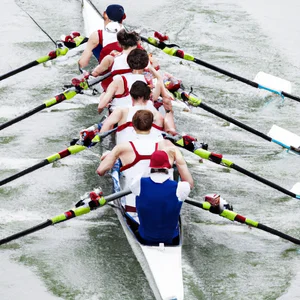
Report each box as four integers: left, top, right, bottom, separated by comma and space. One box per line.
78, 31, 99, 68
100, 108, 123, 132
174, 147, 194, 188
97, 79, 120, 113
97, 145, 121, 176
92, 55, 114, 76
164, 111, 177, 135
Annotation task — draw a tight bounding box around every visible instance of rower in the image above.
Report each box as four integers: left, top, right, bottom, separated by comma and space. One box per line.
97, 110, 193, 218
100, 80, 174, 144
78, 4, 126, 69
91, 29, 140, 92
97, 48, 175, 114
130, 150, 191, 245
97, 48, 149, 113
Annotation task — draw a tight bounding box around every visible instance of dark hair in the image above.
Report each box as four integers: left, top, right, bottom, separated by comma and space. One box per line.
117, 29, 140, 50
132, 110, 153, 131
127, 48, 149, 70
130, 81, 151, 101
150, 168, 169, 174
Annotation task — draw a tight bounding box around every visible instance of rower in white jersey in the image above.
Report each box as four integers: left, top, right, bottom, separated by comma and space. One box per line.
78, 4, 126, 68
100, 80, 177, 144
97, 110, 193, 221
97, 48, 174, 114
91, 29, 140, 92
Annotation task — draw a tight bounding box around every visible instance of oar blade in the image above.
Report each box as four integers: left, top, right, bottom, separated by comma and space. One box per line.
291, 183, 300, 195
268, 125, 300, 149
254, 71, 292, 94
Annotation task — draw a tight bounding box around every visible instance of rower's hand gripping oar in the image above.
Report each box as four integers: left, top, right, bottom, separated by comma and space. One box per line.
185, 197, 300, 245
0, 189, 131, 246
141, 36, 300, 103
0, 127, 117, 187
163, 133, 300, 199
0, 32, 88, 82
0, 72, 111, 131
174, 91, 300, 155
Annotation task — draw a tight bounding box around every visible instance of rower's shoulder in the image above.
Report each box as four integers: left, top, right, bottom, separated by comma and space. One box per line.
88, 30, 100, 43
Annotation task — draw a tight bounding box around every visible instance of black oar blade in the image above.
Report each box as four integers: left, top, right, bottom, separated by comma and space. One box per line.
0, 220, 52, 246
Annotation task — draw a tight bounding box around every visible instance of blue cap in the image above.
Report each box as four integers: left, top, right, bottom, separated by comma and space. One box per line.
106, 4, 125, 23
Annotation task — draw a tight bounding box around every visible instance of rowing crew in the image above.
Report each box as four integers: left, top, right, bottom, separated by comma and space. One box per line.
77, 4, 232, 245
78, 81, 232, 245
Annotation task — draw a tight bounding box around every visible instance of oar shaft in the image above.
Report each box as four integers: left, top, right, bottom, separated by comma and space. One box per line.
199, 102, 272, 142
169, 137, 300, 199
0, 189, 131, 246
231, 163, 297, 198
0, 61, 39, 81
282, 91, 300, 103
0, 220, 52, 245
257, 224, 300, 244
0, 160, 49, 187
0, 104, 46, 131
0, 128, 116, 187
193, 147, 299, 199
185, 198, 300, 244
193, 57, 258, 88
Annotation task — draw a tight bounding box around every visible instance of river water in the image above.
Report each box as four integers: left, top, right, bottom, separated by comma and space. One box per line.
1, 0, 300, 299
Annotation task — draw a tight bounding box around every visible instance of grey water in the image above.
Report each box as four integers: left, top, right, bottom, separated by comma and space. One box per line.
1, 0, 300, 299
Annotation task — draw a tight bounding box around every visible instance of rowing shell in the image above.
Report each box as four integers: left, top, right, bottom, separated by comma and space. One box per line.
82, 0, 184, 299
111, 161, 184, 300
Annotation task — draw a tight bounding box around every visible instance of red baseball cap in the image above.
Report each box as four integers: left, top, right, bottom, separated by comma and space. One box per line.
149, 150, 172, 169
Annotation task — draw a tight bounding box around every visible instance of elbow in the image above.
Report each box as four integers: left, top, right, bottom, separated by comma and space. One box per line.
189, 180, 194, 189
96, 168, 105, 176
96, 163, 106, 176
78, 58, 88, 69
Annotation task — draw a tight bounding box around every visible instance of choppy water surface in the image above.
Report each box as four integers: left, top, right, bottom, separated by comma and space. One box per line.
1, 0, 300, 299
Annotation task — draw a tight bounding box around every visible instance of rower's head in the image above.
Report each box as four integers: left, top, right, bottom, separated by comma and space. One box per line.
117, 29, 140, 50
104, 4, 126, 23
127, 49, 149, 71
132, 110, 153, 134
149, 150, 172, 175
130, 81, 151, 104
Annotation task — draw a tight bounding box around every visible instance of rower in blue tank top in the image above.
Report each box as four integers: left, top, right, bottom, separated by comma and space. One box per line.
130, 150, 191, 245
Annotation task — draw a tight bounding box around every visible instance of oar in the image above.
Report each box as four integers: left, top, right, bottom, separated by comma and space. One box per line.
141, 36, 300, 103
185, 197, 300, 245
0, 72, 111, 131
174, 91, 300, 155
0, 127, 116, 187
0, 34, 88, 82
164, 134, 300, 199
0, 189, 131, 246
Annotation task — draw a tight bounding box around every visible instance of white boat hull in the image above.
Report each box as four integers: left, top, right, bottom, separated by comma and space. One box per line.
111, 168, 184, 300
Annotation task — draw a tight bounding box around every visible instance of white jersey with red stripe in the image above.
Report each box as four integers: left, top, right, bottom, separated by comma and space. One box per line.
110, 73, 146, 110
120, 136, 158, 220
102, 25, 122, 47
111, 52, 130, 73
116, 102, 163, 144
